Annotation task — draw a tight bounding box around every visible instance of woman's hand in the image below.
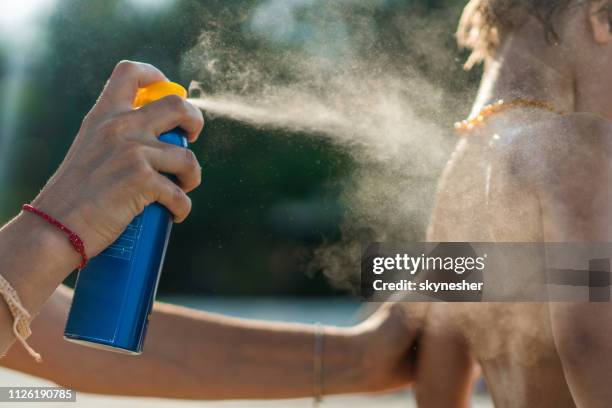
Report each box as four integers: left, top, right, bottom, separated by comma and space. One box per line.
31, 61, 204, 257
352, 302, 425, 392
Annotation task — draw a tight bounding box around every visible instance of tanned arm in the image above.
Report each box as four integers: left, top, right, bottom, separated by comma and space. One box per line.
2, 289, 417, 400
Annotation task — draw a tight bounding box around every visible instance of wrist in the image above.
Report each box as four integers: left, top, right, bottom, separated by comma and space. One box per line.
320, 327, 370, 395
32, 188, 100, 258
1, 212, 81, 311
16, 210, 80, 268
22, 204, 88, 269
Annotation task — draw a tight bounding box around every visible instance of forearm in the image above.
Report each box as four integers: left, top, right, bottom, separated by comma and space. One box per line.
144, 303, 366, 399
2, 287, 368, 400
0, 212, 78, 354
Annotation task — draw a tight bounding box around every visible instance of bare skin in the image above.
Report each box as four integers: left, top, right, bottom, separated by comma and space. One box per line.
1, 287, 416, 399
416, 3, 612, 407
422, 114, 578, 408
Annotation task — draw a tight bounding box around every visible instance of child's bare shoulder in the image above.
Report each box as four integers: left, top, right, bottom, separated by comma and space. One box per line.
504, 112, 612, 189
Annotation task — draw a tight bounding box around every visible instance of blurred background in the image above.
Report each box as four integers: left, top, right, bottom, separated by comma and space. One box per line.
0, 0, 487, 406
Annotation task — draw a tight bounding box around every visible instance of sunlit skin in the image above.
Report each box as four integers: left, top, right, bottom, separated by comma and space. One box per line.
420, 1, 612, 407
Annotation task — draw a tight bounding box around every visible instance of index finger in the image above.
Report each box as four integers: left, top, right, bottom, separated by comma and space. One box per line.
134, 95, 205, 143
98, 61, 167, 112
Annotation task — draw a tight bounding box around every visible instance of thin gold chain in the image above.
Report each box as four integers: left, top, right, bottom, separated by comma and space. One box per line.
454, 98, 564, 133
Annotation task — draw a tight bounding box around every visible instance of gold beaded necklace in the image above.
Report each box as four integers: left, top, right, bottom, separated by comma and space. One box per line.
454, 98, 564, 133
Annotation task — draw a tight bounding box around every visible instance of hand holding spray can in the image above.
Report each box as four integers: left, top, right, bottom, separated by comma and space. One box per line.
64, 81, 190, 354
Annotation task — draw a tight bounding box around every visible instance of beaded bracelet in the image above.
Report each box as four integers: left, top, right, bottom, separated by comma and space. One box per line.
21, 204, 88, 270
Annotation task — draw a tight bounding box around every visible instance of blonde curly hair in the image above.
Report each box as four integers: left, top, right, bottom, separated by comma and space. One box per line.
457, 0, 576, 69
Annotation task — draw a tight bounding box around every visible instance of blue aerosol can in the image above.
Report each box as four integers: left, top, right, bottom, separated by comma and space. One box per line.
64, 81, 189, 354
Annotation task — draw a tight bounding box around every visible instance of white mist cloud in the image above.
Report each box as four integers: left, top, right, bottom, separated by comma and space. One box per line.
185, 0, 462, 288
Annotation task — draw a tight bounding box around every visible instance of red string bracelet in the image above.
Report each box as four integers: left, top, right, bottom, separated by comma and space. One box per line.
22, 204, 88, 269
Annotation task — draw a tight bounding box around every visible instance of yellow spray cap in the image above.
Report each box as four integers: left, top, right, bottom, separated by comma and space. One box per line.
133, 81, 187, 108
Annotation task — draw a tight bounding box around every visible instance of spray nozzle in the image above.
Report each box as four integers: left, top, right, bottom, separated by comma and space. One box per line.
133, 81, 187, 108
